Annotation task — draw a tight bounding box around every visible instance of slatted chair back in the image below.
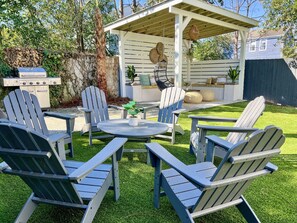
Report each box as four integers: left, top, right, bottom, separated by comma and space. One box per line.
158, 87, 185, 124
226, 96, 265, 144
81, 86, 109, 125
3, 89, 49, 135
0, 123, 82, 204
193, 125, 284, 212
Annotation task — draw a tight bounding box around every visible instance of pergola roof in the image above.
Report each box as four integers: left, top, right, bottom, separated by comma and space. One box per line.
104, 0, 258, 40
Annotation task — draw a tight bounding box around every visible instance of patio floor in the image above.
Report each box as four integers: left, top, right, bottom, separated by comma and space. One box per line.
45, 100, 241, 132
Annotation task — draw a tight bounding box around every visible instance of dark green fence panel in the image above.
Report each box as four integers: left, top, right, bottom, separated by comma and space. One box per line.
244, 59, 297, 107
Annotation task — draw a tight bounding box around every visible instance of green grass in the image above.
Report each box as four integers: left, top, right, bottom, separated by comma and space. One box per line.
0, 102, 296, 222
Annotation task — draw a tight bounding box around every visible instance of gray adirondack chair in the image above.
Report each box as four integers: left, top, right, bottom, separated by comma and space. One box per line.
146, 125, 285, 223
189, 96, 265, 163
80, 86, 125, 145
3, 89, 76, 158
142, 87, 186, 144
0, 122, 127, 223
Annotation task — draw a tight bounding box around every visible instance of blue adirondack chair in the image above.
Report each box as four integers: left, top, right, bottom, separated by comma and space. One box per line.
0, 122, 127, 223
142, 87, 186, 144
80, 86, 125, 145
146, 125, 284, 223
3, 89, 76, 158
189, 96, 265, 163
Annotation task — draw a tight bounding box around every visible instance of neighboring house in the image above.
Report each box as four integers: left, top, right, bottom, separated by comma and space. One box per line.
245, 30, 284, 59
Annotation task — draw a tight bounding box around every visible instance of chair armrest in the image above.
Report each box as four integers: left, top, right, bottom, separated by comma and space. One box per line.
108, 105, 125, 110
205, 135, 233, 151
146, 142, 212, 188
141, 104, 159, 112
265, 162, 278, 172
172, 108, 187, 115
0, 162, 9, 173
68, 137, 127, 182
77, 107, 92, 113
47, 133, 67, 144
188, 115, 238, 122
197, 125, 258, 133
44, 112, 76, 120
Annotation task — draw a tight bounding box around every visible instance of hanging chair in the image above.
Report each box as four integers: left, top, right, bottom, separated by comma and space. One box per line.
153, 60, 174, 91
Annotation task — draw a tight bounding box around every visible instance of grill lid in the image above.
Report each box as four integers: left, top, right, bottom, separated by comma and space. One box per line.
17, 67, 47, 78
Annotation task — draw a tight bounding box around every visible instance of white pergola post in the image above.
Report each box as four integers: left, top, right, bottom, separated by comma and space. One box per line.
174, 14, 183, 88
118, 31, 128, 97
174, 13, 191, 88
239, 30, 248, 99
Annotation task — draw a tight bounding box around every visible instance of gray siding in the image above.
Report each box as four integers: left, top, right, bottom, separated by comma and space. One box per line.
245, 37, 282, 60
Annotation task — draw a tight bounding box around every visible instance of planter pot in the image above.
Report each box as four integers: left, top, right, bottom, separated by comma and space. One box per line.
224, 84, 241, 101
128, 117, 139, 127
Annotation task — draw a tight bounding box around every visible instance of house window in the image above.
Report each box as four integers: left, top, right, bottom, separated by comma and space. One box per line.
249, 41, 256, 52
259, 39, 267, 51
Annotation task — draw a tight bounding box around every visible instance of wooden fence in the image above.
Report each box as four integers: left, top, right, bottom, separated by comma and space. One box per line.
244, 59, 297, 107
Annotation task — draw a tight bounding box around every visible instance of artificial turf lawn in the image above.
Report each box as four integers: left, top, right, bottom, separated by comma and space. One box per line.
0, 102, 296, 222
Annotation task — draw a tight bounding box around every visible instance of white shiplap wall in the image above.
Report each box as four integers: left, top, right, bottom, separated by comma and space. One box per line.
121, 32, 240, 89
123, 32, 189, 84
190, 59, 240, 83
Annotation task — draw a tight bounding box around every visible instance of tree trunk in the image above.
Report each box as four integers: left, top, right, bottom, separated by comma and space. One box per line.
119, 0, 124, 18
234, 31, 239, 59
95, 7, 108, 96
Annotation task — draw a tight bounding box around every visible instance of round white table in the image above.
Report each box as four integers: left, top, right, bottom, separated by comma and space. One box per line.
97, 119, 168, 163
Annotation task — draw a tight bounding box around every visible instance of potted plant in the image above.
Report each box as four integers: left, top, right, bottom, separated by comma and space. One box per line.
127, 65, 137, 85
122, 100, 141, 126
227, 65, 240, 84
183, 79, 191, 91
224, 66, 241, 101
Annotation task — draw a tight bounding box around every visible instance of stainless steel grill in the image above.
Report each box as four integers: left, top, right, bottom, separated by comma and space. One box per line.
1, 67, 61, 108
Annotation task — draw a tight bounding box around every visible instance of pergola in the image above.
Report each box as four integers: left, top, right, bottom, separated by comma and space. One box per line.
104, 0, 258, 99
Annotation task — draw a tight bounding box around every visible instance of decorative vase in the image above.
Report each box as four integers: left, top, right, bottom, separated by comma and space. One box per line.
128, 117, 139, 127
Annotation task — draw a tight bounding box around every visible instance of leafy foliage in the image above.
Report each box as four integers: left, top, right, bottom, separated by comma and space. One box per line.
122, 100, 141, 117
227, 66, 240, 84
192, 35, 233, 60
0, 58, 11, 78
264, 0, 297, 57
0, 0, 117, 52
126, 65, 137, 83
42, 50, 64, 107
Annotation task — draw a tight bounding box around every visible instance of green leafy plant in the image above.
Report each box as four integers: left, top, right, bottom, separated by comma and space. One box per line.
122, 100, 141, 117
227, 65, 240, 84
127, 65, 137, 84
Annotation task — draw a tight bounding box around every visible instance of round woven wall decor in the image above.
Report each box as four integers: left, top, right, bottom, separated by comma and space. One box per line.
158, 54, 168, 63
156, 42, 164, 54
189, 25, 199, 40
149, 48, 160, 64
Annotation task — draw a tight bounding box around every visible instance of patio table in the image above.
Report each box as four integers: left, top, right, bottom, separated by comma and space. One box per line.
97, 119, 168, 163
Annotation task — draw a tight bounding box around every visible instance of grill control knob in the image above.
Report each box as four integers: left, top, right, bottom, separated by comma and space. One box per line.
29, 82, 33, 85
23, 82, 26, 85
53, 81, 56, 84
36, 82, 40, 85
43, 82, 46, 85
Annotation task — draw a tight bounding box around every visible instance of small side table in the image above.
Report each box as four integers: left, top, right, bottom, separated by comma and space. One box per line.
97, 119, 168, 163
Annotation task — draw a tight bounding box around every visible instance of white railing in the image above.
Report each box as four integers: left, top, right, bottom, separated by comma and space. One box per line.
190, 59, 240, 84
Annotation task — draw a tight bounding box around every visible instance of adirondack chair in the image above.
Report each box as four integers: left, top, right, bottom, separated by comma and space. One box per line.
142, 87, 186, 144
80, 86, 126, 145
146, 125, 285, 223
189, 96, 265, 163
3, 89, 76, 158
0, 122, 127, 223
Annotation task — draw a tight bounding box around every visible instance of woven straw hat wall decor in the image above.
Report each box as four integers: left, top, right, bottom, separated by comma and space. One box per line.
149, 42, 168, 64
149, 48, 159, 64
189, 25, 199, 40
